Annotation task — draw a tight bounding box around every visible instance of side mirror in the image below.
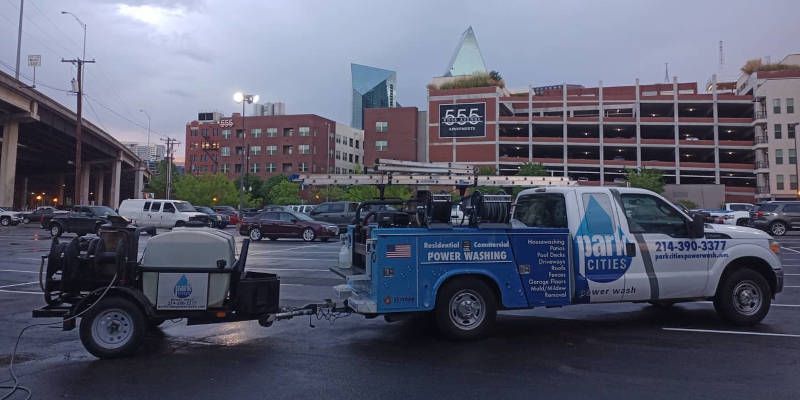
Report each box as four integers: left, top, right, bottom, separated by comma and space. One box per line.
689, 214, 705, 238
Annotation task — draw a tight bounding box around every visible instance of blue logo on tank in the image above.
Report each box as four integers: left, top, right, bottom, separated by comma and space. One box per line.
574, 196, 633, 283
174, 274, 193, 298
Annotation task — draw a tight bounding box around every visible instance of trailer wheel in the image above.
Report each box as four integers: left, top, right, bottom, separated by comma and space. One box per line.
435, 277, 496, 340
714, 268, 771, 326
79, 296, 146, 359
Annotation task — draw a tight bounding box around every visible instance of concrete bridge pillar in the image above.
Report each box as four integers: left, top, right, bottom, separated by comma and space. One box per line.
95, 169, 105, 206
109, 156, 122, 208
134, 162, 146, 199
0, 121, 19, 207
80, 165, 91, 205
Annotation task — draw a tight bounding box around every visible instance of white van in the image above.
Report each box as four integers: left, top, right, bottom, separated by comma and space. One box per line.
118, 199, 211, 229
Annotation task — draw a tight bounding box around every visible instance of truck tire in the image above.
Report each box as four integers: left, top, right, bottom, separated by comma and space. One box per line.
249, 227, 263, 241
0, 216, 10, 226
714, 268, 771, 326
435, 277, 496, 340
49, 223, 63, 238
79, 296, 146, 359
769, 221, 787, 236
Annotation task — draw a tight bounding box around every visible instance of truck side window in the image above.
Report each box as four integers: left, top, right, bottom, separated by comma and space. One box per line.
150, 202, 162, 212
620, 194, 687, 237
329, 203, 345, 213
513, 193, 567, 228
163, 203, 176, 213
143, 201, 151, 212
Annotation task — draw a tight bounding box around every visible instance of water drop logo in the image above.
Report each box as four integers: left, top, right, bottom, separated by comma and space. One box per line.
174, 274, 192, 299
574, 196, 633, 283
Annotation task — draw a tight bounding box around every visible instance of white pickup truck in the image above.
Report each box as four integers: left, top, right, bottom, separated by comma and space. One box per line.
335, 187, 783, 338
704, 203, 755, 226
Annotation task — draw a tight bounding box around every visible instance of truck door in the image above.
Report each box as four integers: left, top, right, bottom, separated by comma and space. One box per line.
161, 202, 177, 227
617, 192, 709, 300
574, 192, 628, 303
148, 202, 162, 227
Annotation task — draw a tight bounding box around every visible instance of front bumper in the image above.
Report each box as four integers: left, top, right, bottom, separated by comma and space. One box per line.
775, 267, 784, 295
318, 226, 339, 238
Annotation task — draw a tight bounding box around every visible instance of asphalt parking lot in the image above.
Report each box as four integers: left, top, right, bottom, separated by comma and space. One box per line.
1, 223, 800, 399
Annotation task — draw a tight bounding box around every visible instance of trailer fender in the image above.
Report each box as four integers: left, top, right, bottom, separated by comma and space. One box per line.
428, 270, 528, 310
74, 286, 155, 319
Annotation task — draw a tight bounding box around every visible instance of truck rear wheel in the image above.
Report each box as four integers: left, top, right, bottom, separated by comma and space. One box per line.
435, 277, 496, 340
79, 296, 146, 359
714, 268, 771, 326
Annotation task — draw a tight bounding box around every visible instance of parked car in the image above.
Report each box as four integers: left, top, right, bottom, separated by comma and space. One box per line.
118, 199, 211, 229
0, 207, 23, 226
46, 205, 118, 237
195, 206, 228, 229
309, 201, 359, 229
750, 201, 800, 236
239, 210, 338, 242
288, 204, 315, 214
20, 206, 67, 225
212, 205, 239, 225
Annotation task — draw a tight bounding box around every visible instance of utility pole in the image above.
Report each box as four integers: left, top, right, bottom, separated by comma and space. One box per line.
161, 137, 180, 199
61, 11, 93, 205
15, 0, 24, 80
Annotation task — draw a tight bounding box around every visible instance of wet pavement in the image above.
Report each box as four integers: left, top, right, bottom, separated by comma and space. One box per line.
1, 223, 799, 399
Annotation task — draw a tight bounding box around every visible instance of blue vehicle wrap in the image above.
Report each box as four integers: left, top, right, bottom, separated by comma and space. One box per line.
353, 227, 572, 313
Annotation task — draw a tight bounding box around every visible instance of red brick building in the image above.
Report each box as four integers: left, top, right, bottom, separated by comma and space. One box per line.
185, 113, 336, 179
362, 107, 429, 169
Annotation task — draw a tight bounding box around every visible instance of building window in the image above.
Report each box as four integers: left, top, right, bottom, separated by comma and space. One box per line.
235, 164, 242, 173
376, 121, 388, 133
220, 147, 230, 157
299, 144, 311, 154
790, 124, 796, 139
222, 129, 231, 139
348, 153, 353, 163
355, 155, 359, 164
250, 145, 261, 155
788, 98, 795, 114
267, 128, 277, 137
777, 174, 785, 190
775, 124, 782, 139
299, 163, 309, 172
349, 138, 354, 147
250, 163, 259, 173
220, 164, 229, 173
299, 127, 311, 136
266, 145, 277, 155
190, 127, 198, 136
282, 163, 292, 173
235, 146, 244, 155
355, 140, 360, 149
335, 135, 341, 144
266, 163, 276, 173
283, 145, 293, 155
251, 128, 261, 138
773, 98, 782, 114
376, 140, 388, 151
283, 128, 293, 137
335, 150, 341, 160
776, 149, 784, 165
201, 129, 208, 137
236, 129, 244, 138
335, 167, 341, 174
790, 149, 797, 165
792, 175, 799, 191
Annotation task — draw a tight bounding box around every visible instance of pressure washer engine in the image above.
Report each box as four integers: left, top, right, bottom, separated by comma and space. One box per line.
31, 215, 346, 359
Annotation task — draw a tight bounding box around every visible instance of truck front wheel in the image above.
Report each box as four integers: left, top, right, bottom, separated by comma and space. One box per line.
714, 268, 771, 326
435, 277, 496, 340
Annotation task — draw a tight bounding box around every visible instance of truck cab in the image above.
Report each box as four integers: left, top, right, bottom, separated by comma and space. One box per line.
333, 187, 783, 339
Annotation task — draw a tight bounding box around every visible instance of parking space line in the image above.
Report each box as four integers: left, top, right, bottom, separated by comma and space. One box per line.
249, 268, 330, 272
0, 281, 38, 289
782, 247, 800, 254
663, 327, 800, 338
783, 285, 800, 288
0, 289, 41, 294
249, 257, 334, 262
784, 273, 800, 276
698, 300, 800, 308
0, 269, 39, 274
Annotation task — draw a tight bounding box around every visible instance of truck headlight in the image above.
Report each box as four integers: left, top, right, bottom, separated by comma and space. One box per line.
769, 239, 781, 254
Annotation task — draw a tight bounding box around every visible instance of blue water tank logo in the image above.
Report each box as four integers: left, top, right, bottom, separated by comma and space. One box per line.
174, 274, 193, 298
574, 196, 633, 283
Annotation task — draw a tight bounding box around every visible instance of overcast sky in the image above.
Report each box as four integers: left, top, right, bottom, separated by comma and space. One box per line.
1, 0, 798, 161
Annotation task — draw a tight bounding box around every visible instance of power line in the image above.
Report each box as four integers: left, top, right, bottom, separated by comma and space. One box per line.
84, 96, 108, 132
27, 0, 84, 56
0, 57, 71, 92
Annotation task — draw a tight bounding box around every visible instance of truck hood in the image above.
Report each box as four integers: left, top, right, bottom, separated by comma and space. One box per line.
706, 223, 771, 240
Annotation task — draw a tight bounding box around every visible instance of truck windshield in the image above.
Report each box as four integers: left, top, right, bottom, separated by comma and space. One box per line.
513, 193, 567, 228
175, 202, 196, 212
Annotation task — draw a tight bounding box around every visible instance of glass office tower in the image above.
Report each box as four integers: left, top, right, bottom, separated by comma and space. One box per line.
351, 63, 397, 129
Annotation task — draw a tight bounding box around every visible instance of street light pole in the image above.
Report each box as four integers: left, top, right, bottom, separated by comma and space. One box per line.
234, 92, 259, 211
14, 0, 24, 80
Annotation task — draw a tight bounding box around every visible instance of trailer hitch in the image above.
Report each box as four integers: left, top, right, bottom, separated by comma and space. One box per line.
259, 299, 351, 328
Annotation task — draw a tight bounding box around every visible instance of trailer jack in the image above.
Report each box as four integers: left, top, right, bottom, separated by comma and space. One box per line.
260, 299, 351, 328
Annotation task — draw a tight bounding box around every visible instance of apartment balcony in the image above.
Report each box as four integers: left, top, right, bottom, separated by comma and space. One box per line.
754, 135, 769, 148
756, 186, 770, 195
752, 110, 767, 125
755, 161, 770, 170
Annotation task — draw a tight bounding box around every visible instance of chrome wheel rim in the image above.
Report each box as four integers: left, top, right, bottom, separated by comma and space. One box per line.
303, 229, 314, 241
0, 218, 8, 226
50, 226, 59, 236
91, 308, 133, 349
448, 289, 485, 331
772, 223, 786, 236
249, 228, 261, 240
732, 281, 762, 316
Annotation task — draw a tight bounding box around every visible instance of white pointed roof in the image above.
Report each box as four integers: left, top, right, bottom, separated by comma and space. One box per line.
444, 26, 488, 77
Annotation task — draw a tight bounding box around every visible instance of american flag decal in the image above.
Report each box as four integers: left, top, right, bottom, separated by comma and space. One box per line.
386, 244, 412, 258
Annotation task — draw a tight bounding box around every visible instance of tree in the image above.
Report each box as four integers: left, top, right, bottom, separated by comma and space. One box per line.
474, 165, 505, 195
269, 180, 301, 205
145, 160, 179, 198
675, 199, 698, 210
343, 185, 379, 201
174, 173, 244, 206
626, 168, 665, 194
310, 186, 347, 202
517, 162, 548, 176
